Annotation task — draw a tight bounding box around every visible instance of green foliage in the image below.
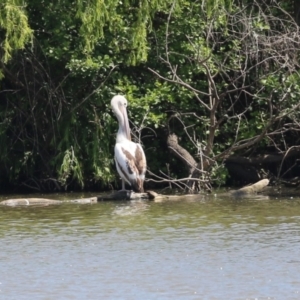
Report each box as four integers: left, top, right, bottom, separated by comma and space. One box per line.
211, 163, 229, 186
58, 147, 84, 189
75, 0, 172, 65
0, 0, 33, 76
0, 0, 299, 191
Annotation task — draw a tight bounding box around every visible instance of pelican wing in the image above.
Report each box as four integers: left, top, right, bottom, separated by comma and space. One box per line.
114, 141, 146, 192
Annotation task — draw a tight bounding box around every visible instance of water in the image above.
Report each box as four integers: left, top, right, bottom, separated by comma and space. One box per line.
0, 192, 300, 299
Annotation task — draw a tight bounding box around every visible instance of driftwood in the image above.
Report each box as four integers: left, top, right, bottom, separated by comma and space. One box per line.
0, 197, 98, 207
98, 190, 153, 201
229, 179, 269, 197
103, 179, 269, 201
0, 193, 154, 206
0, 179, 269, 206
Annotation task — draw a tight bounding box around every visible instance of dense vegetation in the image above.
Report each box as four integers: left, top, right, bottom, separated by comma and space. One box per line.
1, 0, 300, 192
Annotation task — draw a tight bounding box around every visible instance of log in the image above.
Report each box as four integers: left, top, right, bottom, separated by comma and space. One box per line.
69, 197, 98, 204
0, 198, 62, 206
230, 179, 269, 197
0, 193, 152, 206
98, 191, 154, 201
0, 179, 270, 206
99, 190, 203, 202
0, 197, 98, 206
153, 179, 270, 202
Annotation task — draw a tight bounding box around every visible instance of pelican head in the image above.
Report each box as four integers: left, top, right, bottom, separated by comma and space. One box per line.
111, 95, 131, 141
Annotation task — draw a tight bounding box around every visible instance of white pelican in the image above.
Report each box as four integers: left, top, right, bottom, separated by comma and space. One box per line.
111, 95, 147, 192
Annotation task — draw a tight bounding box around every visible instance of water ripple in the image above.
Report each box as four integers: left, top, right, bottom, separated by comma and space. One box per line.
1, 194, 300, 299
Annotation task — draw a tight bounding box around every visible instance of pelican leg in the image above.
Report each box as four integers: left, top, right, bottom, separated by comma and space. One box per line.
118, 179, 132, 193
122, 179, 126, 191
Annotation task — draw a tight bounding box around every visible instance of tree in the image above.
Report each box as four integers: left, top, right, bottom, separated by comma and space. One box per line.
1, 0, 300, 192
0, 0, 186, 191
148, 0, 300, 191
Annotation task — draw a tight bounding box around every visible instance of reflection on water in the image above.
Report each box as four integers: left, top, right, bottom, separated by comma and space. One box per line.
1, 193, 300, 299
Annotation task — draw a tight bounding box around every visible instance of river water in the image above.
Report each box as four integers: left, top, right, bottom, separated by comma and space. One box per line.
0, 192, 300, 299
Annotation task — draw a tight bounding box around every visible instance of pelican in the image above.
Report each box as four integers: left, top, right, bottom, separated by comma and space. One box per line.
111, 95, 147, 192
